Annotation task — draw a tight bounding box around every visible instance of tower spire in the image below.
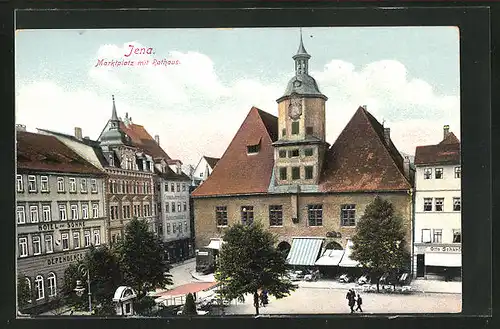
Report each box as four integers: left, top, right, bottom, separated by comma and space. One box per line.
111, 95, 119, 121
293, 29, 311, 76
297, 28, 308, 55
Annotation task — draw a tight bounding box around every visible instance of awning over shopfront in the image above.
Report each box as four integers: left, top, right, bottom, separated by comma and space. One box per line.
425, 253, 462, 267
338, 239, 360, 268
286, 238, 324, 266
205, 239, 223, 250
315, 249, 345, 266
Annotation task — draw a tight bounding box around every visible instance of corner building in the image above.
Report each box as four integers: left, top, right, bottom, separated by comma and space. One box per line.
192, 34, 415, 273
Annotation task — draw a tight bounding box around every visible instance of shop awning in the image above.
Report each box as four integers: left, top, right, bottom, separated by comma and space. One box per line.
338, 239, 360, 268
425, 253, 462, 267
286, 238, 324, 266
206, 239, 223, 250
315, 249, 345, 266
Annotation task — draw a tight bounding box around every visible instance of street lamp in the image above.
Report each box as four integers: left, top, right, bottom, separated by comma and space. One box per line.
73, 265, 92, 313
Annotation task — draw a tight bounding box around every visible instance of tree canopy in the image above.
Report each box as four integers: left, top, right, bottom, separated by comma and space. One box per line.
351, 196, 410, 292
215, 222, 297, 315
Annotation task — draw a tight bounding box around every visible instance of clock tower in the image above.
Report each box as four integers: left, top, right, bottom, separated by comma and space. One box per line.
273, 30, 329, 187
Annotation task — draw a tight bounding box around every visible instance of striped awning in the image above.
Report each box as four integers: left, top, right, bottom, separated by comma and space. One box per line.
286, 238, 324, 266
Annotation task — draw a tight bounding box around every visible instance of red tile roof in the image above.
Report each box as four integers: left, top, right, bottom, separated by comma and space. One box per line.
204, 156, 220, 169
415, 132, 460, 166
17, 131, 103, 175
192, 107, 277, 197
154, 282, 217, 298
119, 123, 171, 160
319, 107, 411, 192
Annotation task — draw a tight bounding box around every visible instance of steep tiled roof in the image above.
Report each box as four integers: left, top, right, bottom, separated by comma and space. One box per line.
155, 165, 190, 181
192, 107, 277, 197
204, 156, 220, 169
319, 107, 411, 192
17, 131, 104, 175
415, 132, 460, 166
120, 123, 171, 160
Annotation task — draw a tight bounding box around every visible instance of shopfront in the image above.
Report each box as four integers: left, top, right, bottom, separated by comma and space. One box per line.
414, 244, 462, 280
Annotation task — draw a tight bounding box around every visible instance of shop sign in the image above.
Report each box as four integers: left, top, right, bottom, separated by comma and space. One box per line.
47, 252, 84, 266
38, 221, 86, 232
426, 246, 461, 253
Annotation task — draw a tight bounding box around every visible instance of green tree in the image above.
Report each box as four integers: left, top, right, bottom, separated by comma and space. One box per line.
215, 222, 297, 316
17, 277, 32, 311
181, 293, 197, 316
116, 218, 173, 307
351, 196, 411, 292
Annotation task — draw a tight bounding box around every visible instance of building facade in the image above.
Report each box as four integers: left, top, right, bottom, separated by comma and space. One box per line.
192, 33, 414, 273
413, 125, 461, 280
16, 131, 107, 314
191, 156, 220, 186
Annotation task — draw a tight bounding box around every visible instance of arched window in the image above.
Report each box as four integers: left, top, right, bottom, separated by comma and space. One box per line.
35, 275, 44, 300
47, 272, 57, 297
277, 241, 292, 256
25, 277, 32, 303
325, 241, 343, 250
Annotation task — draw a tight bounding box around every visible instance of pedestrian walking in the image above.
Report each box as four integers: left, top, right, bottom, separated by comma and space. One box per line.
355, 293, 363, 312
346, 289, 356, 313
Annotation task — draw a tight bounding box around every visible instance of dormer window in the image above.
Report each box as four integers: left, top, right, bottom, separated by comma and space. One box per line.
247, 138, 261, 155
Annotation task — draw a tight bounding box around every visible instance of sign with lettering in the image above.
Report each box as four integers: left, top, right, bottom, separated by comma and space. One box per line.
326, 231, 341, 238
197, 251, 209, 256
38, 221, 86, 232
47, 252, 84, 266
427, 246, 461, 253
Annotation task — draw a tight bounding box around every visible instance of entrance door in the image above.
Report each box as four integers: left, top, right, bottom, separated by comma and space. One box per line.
416, 254, 425, 277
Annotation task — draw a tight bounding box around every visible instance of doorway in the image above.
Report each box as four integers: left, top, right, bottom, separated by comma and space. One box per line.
416, 254, 425, 277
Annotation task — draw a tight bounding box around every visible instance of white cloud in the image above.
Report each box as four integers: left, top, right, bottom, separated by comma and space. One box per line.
16, 45, 460, 167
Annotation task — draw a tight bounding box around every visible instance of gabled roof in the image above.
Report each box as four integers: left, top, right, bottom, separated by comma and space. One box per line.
192, 107, 277, 197
17, 131, 103, 175
319, 107, 411, 192
204, 156, 220, 169
119, 122, 171, 160
155, 165, 190, 181
415, 132, 460, 166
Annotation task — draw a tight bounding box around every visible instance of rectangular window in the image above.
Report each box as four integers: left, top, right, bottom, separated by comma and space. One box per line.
288, 149, 299, 157
422, 229, 431, 243
84, 231, 91, 247
19, 237, 28, 257
69, 178, 77, 192
308, 204, 323, 226
177, 203, 181, 212
144, 204, 150, 216
73, 232, 80, 249
42, 205, 51, 222
291, 121, 299, 134
166, 223, 171, 234
92, 203, 99, 218
435, 168, 443, 179
158, 223, 163, 235
453, 229, 461, 243
182, 183, 186, 192
176, 183, 180, 192
269, 205, 283, 226
304, 148, 313, 156
247, 144, 260, 154
57, 177, 65, 192
282, 128, 286, 137
291, 167, 300, 180
82, 204, 89, 219
17, 206, 26, 224
341, 204, 356, 226
423, 198, 433, 211
28, 175, 37, 192
433, 229, 442, 243
179, 223, 183, 233
173, 224, 177, 233
165, 202, 170, 213
454, 166, 461, 178
216, 206, 228, 226
122, 206, 128, 219
183, 202, 187, 212
453, 197, 461, 211
32, 236, 41, 255
279, 167, 287, 180
71, 204, 78, 220
279, 150, 286, 158
184, 221, 188, 232
171, 183, 175, 192
40, 176, 49, 192
90, 179, 98, 193
171, 202, 176, 213
110, 206, 116, 220
241, 206, 254, 225
59, 204, 67, 221
423, 168, 432, 180
61, 233, 69, 250
164, 184, 168, 192
435, 198, 444, 212
94, 230, 101, 245
306, 126, 313, 135
16, 174, 23, 192
30, 205, 39, 223
45, 234, 53, 253
305, 166, 313, 179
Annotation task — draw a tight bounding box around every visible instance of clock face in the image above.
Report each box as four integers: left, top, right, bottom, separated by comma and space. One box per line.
288, 97, 302, 120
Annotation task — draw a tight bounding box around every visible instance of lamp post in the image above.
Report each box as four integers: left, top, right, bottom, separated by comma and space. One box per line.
73, 265, 92, 313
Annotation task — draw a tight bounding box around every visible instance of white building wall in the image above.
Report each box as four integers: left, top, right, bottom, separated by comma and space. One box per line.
159, 180, 191, 243
192, 157, 212, 185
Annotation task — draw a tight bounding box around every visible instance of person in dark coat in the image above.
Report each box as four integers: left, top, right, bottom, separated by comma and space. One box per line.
355, 293, 363, 312
346, 289, 356, 313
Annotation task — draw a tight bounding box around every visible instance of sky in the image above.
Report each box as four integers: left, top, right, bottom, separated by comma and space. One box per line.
15, 27, 460, 167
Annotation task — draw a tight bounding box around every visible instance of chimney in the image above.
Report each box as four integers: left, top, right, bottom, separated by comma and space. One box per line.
383, 127, 391, 145
74, 127, 83, 139
403, 156, 410, 178
16, 124, 26, 132
154, 135, 160, 145
443, 125, 450, 140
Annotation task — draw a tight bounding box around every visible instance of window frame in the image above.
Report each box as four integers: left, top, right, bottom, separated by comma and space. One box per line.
453, 229, 461, 243
304, 148, 313, 157
32, 236, 41, 255
35, 275, 44, 300
69, 178, 77, 193
289, 149, 299, 158
308, 204, 323, 226
291, 121, 299, 135
90, 178, 98, 193
93, 229, 101, 246
241, 206, 254, 226
433, 229, 443, 243
423, 198, 433, 212
73, 231, 81, 249
279, 167, 287, 180
423, 168, 432, 180
42, 205, 51, 222
57, 177, 65, 192
340, 204, 356, 227
19, 237, 28, 257
17, 205, 26, 224
29, 205, 39, 223
28, 175, 37, 192
269, 205, 283, 227
421, 229, 432, 243
40, 176, 49, 193
59, 204, 67, 221
434, 198, 444, 212
304, 166, 314, 179
84, 231, 91, 247
453, 197, 461, 211
16, 174, 24, 192
70, 204, 79, 220
435, 168, 443, 179
291, 166, 300, 180
47, 272, 57, 297
454, 166, 461, 178
61, 233, 69, 250
92, 203, 99, 218
45, 234, 53, 253
216, 206, 228, 227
